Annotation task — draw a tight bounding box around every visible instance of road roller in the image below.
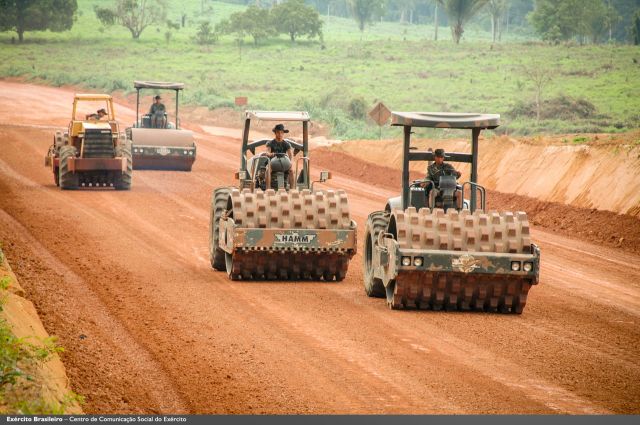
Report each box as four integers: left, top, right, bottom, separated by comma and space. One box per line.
209, 111, 357, 281
126, 81, 196, 171
363, 112, 541, 313
44, 94, 132, 190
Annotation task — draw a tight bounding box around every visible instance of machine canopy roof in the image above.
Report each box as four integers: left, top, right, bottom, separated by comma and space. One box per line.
74, 94, 113, 101
391, 112, 500, 130
133, 81, 185, 90
245, 111, 311, 122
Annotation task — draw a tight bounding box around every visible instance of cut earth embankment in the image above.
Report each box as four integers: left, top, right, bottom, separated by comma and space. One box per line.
0, 247, 81, 414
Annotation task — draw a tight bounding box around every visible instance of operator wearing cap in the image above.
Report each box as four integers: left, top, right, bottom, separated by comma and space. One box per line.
86, 108, 107, 121
266, 123, 293, 160
426, 148, 461, 187
149, 95, 166, 128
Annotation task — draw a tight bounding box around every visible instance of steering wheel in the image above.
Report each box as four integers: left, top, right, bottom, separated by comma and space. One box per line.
410, 179, 433, 189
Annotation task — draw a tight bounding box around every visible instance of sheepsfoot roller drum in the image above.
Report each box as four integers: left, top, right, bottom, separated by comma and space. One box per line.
210, 111, 357, 282
214, 188, 356, 281
363, 110, 541, 313
365, 208, 540, 313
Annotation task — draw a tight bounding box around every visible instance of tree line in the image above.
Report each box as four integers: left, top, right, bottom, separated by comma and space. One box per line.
1, 0, 639, 45
221, 0, 640, 44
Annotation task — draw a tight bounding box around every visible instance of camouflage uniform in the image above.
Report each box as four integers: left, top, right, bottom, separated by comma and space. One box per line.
150, 102, 166, 128
150, 102, 166, 115
427, 162, 459, 187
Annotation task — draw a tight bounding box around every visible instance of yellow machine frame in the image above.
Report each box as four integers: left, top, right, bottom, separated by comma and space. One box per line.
69, 94, 120, 139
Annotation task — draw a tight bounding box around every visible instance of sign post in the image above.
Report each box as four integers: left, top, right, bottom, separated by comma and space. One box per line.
369, 102, 391, 139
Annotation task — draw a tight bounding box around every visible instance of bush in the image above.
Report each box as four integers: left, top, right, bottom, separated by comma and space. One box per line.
348, 97, 368, 120
193, 21, 217, 45
508, 95, 598, 120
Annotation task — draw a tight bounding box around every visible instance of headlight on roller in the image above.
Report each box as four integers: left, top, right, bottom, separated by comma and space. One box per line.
413, 257, 423, 267
523, 262, 533, 272
401, 256, 411, 266
511, 261, 521, 271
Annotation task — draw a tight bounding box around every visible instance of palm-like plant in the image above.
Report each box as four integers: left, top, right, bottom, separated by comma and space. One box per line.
487, 0, 508, 43
441, 0, 488, 44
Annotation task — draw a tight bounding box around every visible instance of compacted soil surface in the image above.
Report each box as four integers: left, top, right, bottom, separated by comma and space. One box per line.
0, 81, 639, 414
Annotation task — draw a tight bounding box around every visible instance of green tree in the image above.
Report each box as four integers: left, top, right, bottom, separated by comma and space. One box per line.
529, 0, 608, 44
528, 0, 575, 43
347, 0, 386, 32
94, 0, 167, 40
220, 6, 275, 46
0, 0, 77, 42
271, 0, 323, 42
580, 0, 608, 44
441, 0, 488, 44
194, 21, 216, 45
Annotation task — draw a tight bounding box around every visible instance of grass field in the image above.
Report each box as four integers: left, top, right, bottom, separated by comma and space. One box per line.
1, 0, 639, 139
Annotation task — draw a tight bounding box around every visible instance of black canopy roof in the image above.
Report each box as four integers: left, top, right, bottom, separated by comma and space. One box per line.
133, 81, 185, 90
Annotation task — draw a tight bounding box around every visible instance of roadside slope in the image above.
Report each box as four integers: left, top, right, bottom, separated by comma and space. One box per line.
327, 133, 640, 216
0, 248, 81, 413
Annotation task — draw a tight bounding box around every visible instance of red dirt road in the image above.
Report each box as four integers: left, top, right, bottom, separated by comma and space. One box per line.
0, 81, 639, 414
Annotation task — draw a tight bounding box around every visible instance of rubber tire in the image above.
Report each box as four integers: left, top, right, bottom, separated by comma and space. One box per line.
114, 144, 133, 190
363, 211, 388, 298
58, 146, 79, 190
209, 187, 230, 271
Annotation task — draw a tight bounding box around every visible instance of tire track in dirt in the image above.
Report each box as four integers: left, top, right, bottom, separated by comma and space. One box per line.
0, 209, 190, 413
1, 80, 639, 414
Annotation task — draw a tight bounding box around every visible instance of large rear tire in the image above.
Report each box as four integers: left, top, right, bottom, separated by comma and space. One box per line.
114, 143, 133, 190
363, 211, 388, 298
58, 146, 79, 190
209, 187, 230, 271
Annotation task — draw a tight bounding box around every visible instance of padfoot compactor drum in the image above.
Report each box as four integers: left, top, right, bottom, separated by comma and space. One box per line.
126, 81, 196, 171
363, 112, 540, 313
44, 94, 132, 190
209, 111, 357, 281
